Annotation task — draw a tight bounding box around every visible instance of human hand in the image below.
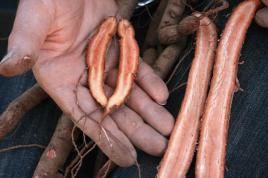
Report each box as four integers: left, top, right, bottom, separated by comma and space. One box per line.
0, 0, 174, 166
255, 0, 268, 27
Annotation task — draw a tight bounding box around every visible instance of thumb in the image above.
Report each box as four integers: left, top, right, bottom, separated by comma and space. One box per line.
0, 0, 53, 76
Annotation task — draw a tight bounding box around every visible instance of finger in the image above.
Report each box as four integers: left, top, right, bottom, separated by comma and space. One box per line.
0, 51, 34, 76
89, 111, 137, 166
77, 82, 167, 155
127, 84, 174, 136
255, 7, 268, 28
111, 106, 167, 156
0, 0, 52, 76
76, 84, 113, 113
76, 85, 98, 114
107, 70, 174, 136
136, 62, 169, 105
51, 87, 136, 167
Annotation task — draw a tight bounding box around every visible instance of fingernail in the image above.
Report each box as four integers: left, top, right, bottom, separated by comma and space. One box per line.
159, 100, 167, 106
22, 55, 32, 63
0, 50, 14, 65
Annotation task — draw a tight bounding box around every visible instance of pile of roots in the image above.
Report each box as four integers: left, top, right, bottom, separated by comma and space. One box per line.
0, 0, 229, 177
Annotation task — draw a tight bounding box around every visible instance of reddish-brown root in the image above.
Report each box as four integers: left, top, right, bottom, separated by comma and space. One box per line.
142, 48, 158, 65
143, 0, 169, 49
71, 143, 97, 178
64, 141, 95, 177
165, 43, 194, 84
204, 0, 229, 17
158, 15, 200, 45
0, 144, 45, 153
153, 38, 187, 79
0, 84, 48, 140
33, 114, 74, 178
158, 0, 186, 31
116, 0, 139, 19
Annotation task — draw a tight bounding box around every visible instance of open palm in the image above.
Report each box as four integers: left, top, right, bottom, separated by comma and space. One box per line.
0, 0, 174, 166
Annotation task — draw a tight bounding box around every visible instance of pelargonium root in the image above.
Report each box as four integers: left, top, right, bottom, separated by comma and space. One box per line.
153, 38, 187, 80
0, 84, 48, 140
158, 15, 200, 45
33, 114, 74, 178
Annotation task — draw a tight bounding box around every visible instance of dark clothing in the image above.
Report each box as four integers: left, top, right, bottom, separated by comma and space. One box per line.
0, 1, 268, 178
